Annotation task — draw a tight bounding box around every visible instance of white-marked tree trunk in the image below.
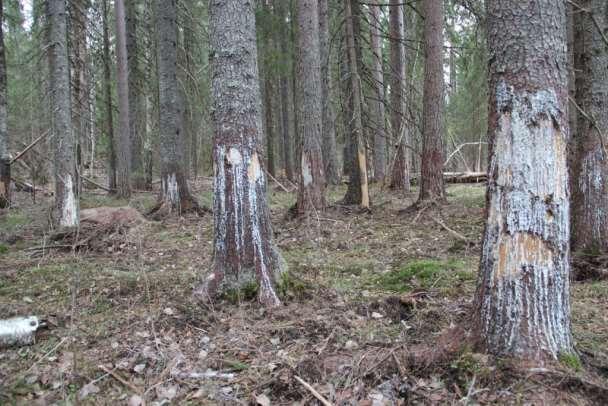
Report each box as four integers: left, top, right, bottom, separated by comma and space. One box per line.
48, 0, 79, 228
369, 4, 387, 183
295, 0, 326, 215
197, 0, 285, 307
0, 0, 9, 208
571, 0, 608, 254
473, 0, 573, 360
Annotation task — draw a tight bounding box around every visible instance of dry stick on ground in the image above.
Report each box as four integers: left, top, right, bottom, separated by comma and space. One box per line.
294, 375, 334, 406
99, 365, 146, 402
429, 215, 470, 243
265, 169, 293, 193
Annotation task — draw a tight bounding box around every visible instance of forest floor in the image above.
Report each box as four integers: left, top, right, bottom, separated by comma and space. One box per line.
0, 179, 607, 405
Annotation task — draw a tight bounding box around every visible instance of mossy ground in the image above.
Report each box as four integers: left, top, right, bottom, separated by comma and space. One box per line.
0, 180, 606, 405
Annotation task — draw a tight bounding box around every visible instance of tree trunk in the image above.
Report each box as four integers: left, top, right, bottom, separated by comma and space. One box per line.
388, 0, 411, 192
295, 0, 326, 214
127, 0, 145, 189
197, 0, 285, 307
571, 0, 608, 254
264, 78, 276, 177
0, 0, 9, 208
318, 0, 340, 185
417, 0, 445, 203
102, 0, 116, 192
369, 4, 387, 183
154, 0, 198, 215
342, 0, 370, 209
473, 0, 573, 360
48, 0, 79, 227
114, 0, 132, 198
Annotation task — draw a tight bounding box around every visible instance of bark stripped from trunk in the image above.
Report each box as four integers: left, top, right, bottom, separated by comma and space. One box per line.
417, 0, 445, 204
0, 0, 9, 208
571, 0, 608, 254
295, 0, 326, 215
197, 0, 285, 307
48, 0, 79, 228
474, 0, 573, 360
369, 5, 387, 183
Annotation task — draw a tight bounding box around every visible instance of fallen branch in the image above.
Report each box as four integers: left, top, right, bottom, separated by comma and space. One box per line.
82, 176, 113, 192
294, 375, 334, 406
10, 131, 52, 165
265, 169, 294, 193
99, 365, 145, 402
430, 216, 471, 243
172, 369, 236, 381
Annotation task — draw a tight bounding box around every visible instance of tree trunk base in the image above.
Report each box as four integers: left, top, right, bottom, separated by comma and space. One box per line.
147, 196, 210, 220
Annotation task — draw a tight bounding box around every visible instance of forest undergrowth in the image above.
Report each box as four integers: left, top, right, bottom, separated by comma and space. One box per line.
0, 181, 607, 405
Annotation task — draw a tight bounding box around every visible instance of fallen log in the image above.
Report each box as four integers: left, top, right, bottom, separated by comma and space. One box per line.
409, 172, 487, 184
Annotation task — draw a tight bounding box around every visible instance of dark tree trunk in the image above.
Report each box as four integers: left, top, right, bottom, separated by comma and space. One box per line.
342, 0, 370, 209
369, 4, 387, 183
264, 78, 276, 177
154, 0, 198, 214
388, 0, 411, 191
295, 0, 326, 214
318, 0, 340, 185
127, 0, 145, 189
571, 0, 608, 254
102, 0, 116, 192
48, 0, 79, 227
197, 0, 285, 307
473, 0, 573, 360
114, 0, 132, 198
0, 0, 9, 208
417, 0, 445, 203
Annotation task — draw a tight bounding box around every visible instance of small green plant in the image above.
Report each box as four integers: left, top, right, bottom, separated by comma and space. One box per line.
222, 280, 259, 303
374, 259, 467, 292
0, 244, 8, 255
278, 272, 311, 300
559, 352, 582, 372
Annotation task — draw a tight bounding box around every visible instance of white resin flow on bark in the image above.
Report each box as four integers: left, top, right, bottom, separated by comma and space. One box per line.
60, 174, 79, 228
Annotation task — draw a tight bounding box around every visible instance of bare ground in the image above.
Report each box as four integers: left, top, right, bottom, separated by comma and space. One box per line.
0, 180, 607, 405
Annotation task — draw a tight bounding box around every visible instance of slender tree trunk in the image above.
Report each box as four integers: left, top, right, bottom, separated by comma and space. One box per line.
102, 0, 116, 192
114, 0, 132, 198
318, 0, 340, 185
369, 4, 387, 183
154, 0, 198, 214
0, 0, 9, 208
197, 0, 285, 307
342, 0, 370, 209
48, 0, 79, 227
571, 0, 608, 254
295, 0, 326, 214
276, 0, 294, 181
388, 0, 410, 191
473, 0, 573, 360
417, 0, 445, 203
264, 78, 276, 177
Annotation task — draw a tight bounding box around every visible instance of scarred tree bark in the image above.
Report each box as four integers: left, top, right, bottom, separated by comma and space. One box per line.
388, 0, 410, 191
571, 0, 608, 254
197, 0, 285, 307
369, 4, 387, 183
48, 0, 79, 227
417, 0, 445, 204
473, 0, 573, 360
318, 0, 340, 185
295, 0, 326, 214
0, 0, 9, 208
153, 0, 199, 215
114, 0, 132, 198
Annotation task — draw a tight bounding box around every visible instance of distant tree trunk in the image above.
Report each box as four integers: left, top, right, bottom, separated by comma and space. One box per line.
182, 4, 199, 179
197, 0, 285, 307
102, 0, 116, 192
318, 0, 340, 185
473, 0, 573, 360
48, 0, 79, 227
154, 0, 199, 215
295, 0, 326, 214
126, 0, 145, 189
388, 0, 410, 191
342, 0, 370, 209
369, 4, 387, 183
264, 79, 276, 177
417, 0, 445, 204
571, 0, 608, 254
0, 0, 9, 208
114, 0, 132, 198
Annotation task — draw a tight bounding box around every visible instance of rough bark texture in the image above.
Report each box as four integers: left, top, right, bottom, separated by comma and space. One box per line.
473, 0, 573, 360
295, 0, 326, 214
342, 0, 370, 209
0, 0, 9, 208
102, 0, 116, 192
418, 0, 446, 203
48, 0, 79, 227
369, 5, 387, 183
318, 0, 340, 185
126, 0, 145, 189
571, 0, 608, 254
388, 0, 410, 191
154, 0, 197, 215
198, 0, 285, 307
114, 0, 132, 198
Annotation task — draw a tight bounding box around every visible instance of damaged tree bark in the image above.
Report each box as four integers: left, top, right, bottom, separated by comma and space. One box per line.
473, 0, 573, 360
196, 0, 285, 307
